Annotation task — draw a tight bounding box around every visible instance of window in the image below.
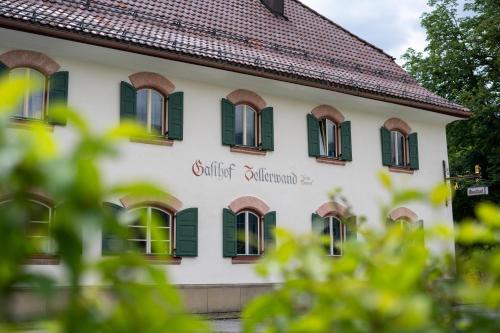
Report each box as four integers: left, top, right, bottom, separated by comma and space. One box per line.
127, 207, 172, 255
236, 210, 260, 255
235, 104, 257, 147
136, 88, 166, 136
391, 131, 406, 167
318, 118, 339, 158
322, 216, 345, 256
0, 199, 54, 254
221, 98, 274, 152
10, 67, 47, 120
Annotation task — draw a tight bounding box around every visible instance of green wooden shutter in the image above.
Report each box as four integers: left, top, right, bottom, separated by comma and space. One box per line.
408, 132, 419, 170
345, 216, 357, 240
340, 120, 352, 161
167, 91, 184, 140
307, 114, 320, 157
0, 62, 8, 77
120, 81, 136, 122
261, 106, 274, 151
263, 211, 277, 251
101, 202, 127, 255
47, 71, 69, 125
223, 208, 237, 257
380, 127, 392, 166
221, 98, 235, 146
175, 208, 198, 257
311, 213, 325, 234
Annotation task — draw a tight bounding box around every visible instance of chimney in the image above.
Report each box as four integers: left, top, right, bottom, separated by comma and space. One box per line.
261, 0, 285, 17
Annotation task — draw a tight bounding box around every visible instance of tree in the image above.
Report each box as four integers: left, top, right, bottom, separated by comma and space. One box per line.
402, 0, 500, 221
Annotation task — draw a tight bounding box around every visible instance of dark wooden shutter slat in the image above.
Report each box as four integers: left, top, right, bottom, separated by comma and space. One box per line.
307, 114, 320, 157
311, 213, 325, 234
175, 208, 198, 257
260, 106, 274, 151
223, 208, 237, 257
120, 81, 136, 122
263, 211, 277, 251
340, 120, 352, 161
47, 71, 69, 125
345, 216, 357, 240
408, 132, 419, 170
0, 62, 8, 77
221, 98, 235, 146
167, 91, 184, 140
102, 202, 127, 255
380, 127, 392, 166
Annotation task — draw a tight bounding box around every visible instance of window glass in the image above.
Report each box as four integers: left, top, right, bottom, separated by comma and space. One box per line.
248, 213, 259, 255
128, 207, 171, 255
234, 104, 257, 147
236, 211, 260, 255
26, 200, 52, 254
235, 105, 244, 145
391, 131, 405, 166
136, 89, 164, 135
324, 216, 344, 256
150, 90, 164, 135
319, 119, 337, 157
10, 68, 46, 120
136, 89, 148, 128
236, 213, 246, 255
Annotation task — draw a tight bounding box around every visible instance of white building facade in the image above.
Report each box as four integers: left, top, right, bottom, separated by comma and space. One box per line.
0, 0, 469, 313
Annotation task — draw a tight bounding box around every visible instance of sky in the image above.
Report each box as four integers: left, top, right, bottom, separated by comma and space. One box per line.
300, 0, 431, 63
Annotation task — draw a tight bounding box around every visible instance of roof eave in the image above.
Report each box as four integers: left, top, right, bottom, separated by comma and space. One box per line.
0, 18, 471, 119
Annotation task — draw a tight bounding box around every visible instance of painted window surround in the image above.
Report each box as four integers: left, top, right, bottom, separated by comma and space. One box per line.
0, 49, 66, 128
226, 89, 269, 156
382, 117, 414, 174
227, 196, 272, 264
126, 72, 177, 146
119, 193, 184, 264
313, 105, 344, 164
388, 207, 418, 223
0, 191, 60, 265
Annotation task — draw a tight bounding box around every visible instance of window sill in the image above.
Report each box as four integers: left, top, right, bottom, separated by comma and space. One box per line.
230, 146, 267, 156
8, 118, 54, 132
144, 255, 182, 265
388, 166, 414, 174
231, 255, 261, 264
316, 157, 347, 166
130, 136, 174, 146
24, 254, 60, 265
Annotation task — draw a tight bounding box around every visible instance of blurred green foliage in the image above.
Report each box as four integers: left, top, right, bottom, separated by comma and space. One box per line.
0, 76, 210, 332
243, 174, 500, 333
1, 74, 499, 333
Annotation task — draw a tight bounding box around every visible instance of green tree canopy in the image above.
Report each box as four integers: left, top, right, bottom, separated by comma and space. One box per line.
402, 0, 500, 220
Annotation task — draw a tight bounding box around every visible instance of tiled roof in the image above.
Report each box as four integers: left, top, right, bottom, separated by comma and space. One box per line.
0, 0, 470, 116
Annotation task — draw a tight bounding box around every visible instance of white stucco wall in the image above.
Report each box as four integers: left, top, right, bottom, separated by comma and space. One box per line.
1, 28, 458, 285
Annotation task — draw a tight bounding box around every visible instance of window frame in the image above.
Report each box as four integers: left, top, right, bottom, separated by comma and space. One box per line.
235, 210, 262, 256
390, 130, 408, 167
0, 198, 55, 255
324, 215, 346, 257
318, 117, 340, 159
234, 104, 259, 148
127, 206, 173, 256
136, 88, 167, 136
9, 67, 49, 121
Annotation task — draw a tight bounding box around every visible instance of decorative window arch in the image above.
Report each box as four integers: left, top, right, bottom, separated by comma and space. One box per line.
0, 193, 56, 255
101, 193, 198, 259
223, 196, 276, 261
221, 89, 274, 154
0, 50, 68, 125
387, 207, 423, 231
307, 105, 352, 163
380, 118, 419, 171
312, 201, 357, 256
119, 72, 183, 143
